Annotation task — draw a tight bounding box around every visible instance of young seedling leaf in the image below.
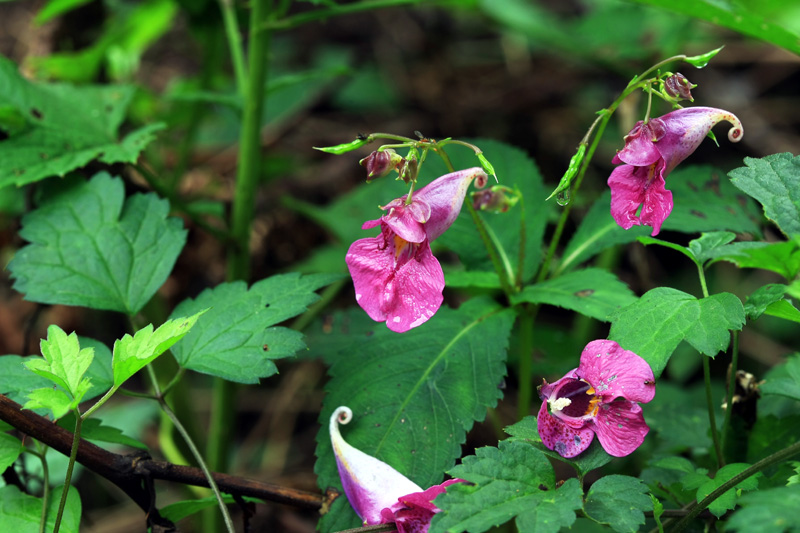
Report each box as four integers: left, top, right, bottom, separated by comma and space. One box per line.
609, 288, 745, 377
8, 172, 187, 314
430, 442, 583, 533
583, 475, 653, 532
22, 388, 73, 420
113, 311, 205, 388
24, 325, 94, 403
169, 273, 341, 383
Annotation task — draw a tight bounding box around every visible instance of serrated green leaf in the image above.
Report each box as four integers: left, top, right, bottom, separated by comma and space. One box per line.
688, 231, 738, 264
560, 166, 761, 273
8, 172, 187, 314
113, 311, 204, 388
504, 415, 612, 476
57, 415, 147, 450
729, 153, 800, 237
696, 463, 760, 518
25, 325, 93, 403
0, 58, 163, 185
0, 485, 81, 533
513, 268, 636, 321
22, 387, 73, 419
609, 288, 745, 377
0, 433, 23, 472
315, 298, 516, 533
727, 485, 800, 533
745, 284, 791, 321
430, 442, 582, 533
442, 269, 501, 289
706, 239, 800, 280
170, 273, 340, 383
760, 353, 800, 402
683, 46, 724, 68
584, 475, 653, 533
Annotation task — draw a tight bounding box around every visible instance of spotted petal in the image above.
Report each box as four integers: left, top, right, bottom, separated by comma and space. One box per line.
576, 340, 655, 404
592, 400, 650, 457
536, 401, 595, 458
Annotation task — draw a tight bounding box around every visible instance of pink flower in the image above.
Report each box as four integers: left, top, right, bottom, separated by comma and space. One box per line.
346, 168, 487, 333
537, 340, 656, 458
608, 106, 743, 236
329, 406, 464, 532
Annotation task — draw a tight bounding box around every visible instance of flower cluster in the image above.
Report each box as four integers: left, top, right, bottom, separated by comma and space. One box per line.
537, 340, 656, 458
607, 106, 743, 235
346, 167, 487, 333
330, 406, 463, 532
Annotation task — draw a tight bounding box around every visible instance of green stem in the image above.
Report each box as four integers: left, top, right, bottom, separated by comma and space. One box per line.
52, 410, 81, 533
515, 191, 526, 289
264, 0, 425, 30
516, 306, 537, 420
720, 330, 740, 454
218, 0, 248, 97
670, 440, 800, 532
36, 444, 50, 533
697, 264, 723, 468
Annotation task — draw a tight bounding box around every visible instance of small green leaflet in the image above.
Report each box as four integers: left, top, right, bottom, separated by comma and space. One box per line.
745, 284, 800, 323
511, 268, 637, 322
609, 288, 745, 378
583, 475, 653, 533
0, 485, 81, 533
0, 57, 164, 186
8, 172, 187, 314
57, 415, 147, 450
23, 325, 94, 416
702, 239, 800, 280
759, 353, 800, 402
0, 433, 23, 472
169, 273, 341, 383
726, 485, 800, 533
695, 463, 760, 518
729, 153, 800, 237
430, 442, 583, 533
113, 311, 205, 388
683, 46, 724, 68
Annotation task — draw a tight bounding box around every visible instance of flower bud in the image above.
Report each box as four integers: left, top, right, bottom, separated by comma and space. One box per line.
359, 149, 401, 180
664, 73, 694, 101
397, 154, 419, 184
471, 185, 518, 213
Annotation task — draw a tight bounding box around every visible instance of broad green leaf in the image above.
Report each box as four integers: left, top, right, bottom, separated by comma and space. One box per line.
560, 166, 761, 273
443, 269, 501, 289
747, 415, 800, 465
430, 442, 582, 533
0, 485, 81, 533
57, 415, 147, 450
688, 231, 738, 264
583, 475, 653, 533
0, 355, 53, 404
170, 273, 340, 383
0, 58, 164, 185
609, 288, 745, 377
22, 387, 73, 419
25, 325, 93, 402
315, 298, 516, 532
763, 299, 800, 323
629, 1, 800, 55
645, 381, 725, 453
0, 433, 23, 472
696, 463, 760, 518
80, 337, 113, 400
729, 153, 800, 237
513, 268, 636, 321
727, 485, 800, 533
113, 312, 204, 388
706, 239, 800, 280
9, 172, 187, 314
303, 307, 380, 364
745, 284, 800, 323
504, 415, 612, 477
760, 353, 800, 402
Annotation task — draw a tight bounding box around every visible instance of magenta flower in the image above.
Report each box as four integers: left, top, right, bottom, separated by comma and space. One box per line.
608, 106, 743, 236
346, 168, 487, 333
329, 406, 464, 532
537, 340, 656, 458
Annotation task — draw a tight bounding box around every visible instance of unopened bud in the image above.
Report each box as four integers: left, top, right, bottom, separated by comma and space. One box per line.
359, 149, 401, 180
664, 73, 694, 101
471, 185, 518, 213
397, 155, 419, 184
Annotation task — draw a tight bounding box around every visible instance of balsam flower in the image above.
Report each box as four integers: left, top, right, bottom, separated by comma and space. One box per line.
608, 106, 743, 236
346, 167, 487, 332
537, 339, 656, 458
329, 406, 463, 532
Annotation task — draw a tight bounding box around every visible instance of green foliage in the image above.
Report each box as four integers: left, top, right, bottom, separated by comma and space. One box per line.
701, 239, 800, 280
0, 58, 163, 186
609, 288, 745, 377
9, 173, 187, 314
512, 267, 637, 322
583, 475, 653, 532
726, 485, 800, 532
0, 485, 81, 533
760, 353, 800, 402
745, 284, 800, 323
314, 298, 516, 532
695, 463, 760, 518
430, 441, 583, 533
160, 495, 262, 522
729, 153, 800, 237
0, 432, 23, 472
57, 415, 147, 450
313, 136, 370, 154
170, 273, 340, 383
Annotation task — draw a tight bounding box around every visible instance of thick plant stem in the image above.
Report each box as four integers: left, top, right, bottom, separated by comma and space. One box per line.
670, 439, 800, 532
52, 410, 82, 533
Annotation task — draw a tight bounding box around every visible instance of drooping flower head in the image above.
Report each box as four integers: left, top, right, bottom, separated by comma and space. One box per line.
346, 168, 487, 333
329, 406, 464, 532
608, 106, 743, 236
537, 339, 656, 458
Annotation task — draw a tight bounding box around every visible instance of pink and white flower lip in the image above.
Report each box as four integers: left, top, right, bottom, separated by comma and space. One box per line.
346, 167, 487, 333
607, 106, 743, 236
329, 406, 464, 532
537, 340, 656, 458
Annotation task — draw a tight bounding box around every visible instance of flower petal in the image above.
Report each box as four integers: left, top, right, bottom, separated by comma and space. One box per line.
330, 406, 423, 525
575, 340, 655, 404
381, 479, 466, 533
592, 400, 650, 457
615, 120, 663, 167
382, 241, 444, 332
414, 167, 486, 241
346, 234, 396, 323
607, 162, 673, 236
380, 200, 428, 243
536, 401, 595, 458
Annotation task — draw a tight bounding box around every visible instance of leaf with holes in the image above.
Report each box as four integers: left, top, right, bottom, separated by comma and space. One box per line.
315, 297, 516, 532
0, 57, 164, 186
170, 273, 341, 383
